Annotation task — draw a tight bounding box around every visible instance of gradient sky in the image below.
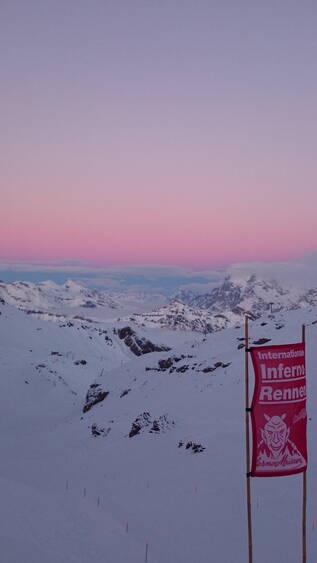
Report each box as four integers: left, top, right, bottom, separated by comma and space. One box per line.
1, 1, 317, 267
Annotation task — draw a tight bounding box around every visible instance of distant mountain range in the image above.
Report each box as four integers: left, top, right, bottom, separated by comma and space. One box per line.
0, 279, 166, 319
127, 275, 317, 333
2, 274, 317, 334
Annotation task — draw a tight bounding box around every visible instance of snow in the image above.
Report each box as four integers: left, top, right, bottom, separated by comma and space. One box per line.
125, 299, 239, 333
1, 282, 317, 562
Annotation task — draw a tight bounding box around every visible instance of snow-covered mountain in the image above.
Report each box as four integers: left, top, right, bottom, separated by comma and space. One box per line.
176, 274, 317, 317
0, 279, 167, 320
0, 279, 111, 308
125, 299, 242, 333
129, 275, 317, 334
1, 290, 317, 562
3, 275, 317, 340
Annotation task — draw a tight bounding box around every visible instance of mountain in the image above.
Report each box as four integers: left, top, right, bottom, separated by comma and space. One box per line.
125, 299, 242, 333
0, 279, 117, 309
1, 290, 317, 562
0, 280, 167, 320
3, 275, 317, 337
175, 274, 317, 318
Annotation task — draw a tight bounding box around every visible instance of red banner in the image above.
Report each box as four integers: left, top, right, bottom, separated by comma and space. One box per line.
250, 343, 307, 477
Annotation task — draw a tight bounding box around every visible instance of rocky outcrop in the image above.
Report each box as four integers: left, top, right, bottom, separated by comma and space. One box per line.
128, 412, 175, 437
117, 326, 170, 356
178, 441, 205, 453
91, 424, 111, 437
145, 355, 230, 374
128, 412, 151, 437
83, 384, 109, 413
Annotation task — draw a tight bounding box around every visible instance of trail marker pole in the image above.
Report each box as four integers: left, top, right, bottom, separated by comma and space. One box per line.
302, 324, 307, 563
145, 543, 148, 562
244, 315, 253, 563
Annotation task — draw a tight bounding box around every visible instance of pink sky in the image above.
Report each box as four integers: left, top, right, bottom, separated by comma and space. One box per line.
1, 2, 317, 267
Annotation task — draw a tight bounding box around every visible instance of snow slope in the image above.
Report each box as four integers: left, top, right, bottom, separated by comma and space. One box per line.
1, 295, 317, 562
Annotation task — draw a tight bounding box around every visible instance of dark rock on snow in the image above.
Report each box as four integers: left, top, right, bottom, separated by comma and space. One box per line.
83, 384, 109, 413
117, 326, 170, 356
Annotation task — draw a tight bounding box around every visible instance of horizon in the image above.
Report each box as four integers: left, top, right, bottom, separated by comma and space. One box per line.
1, 250, 317, 294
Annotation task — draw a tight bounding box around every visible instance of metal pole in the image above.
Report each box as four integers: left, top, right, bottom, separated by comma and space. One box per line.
245, 315, 253, 563
302, 324, 307, 563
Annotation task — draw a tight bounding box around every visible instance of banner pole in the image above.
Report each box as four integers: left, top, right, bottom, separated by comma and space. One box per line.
244, 315, 253, 563
302, 324, 307, 563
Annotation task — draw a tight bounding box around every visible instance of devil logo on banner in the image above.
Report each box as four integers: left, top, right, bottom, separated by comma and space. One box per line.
257, 413, 306, 472
250, 343, 307, 477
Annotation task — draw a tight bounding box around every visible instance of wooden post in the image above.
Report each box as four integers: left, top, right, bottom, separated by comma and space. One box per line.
245, 315, 253, 563
302, 324, 307, 563
303, 471, 307, 563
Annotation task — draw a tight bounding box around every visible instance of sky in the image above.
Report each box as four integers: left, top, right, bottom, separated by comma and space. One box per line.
1, 1, 317, 268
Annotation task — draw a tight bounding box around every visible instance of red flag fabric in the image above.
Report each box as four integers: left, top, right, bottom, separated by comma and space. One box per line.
250, 343, 307, 477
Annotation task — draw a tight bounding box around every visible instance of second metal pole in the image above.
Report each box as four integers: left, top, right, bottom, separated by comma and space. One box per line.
245, 315, 253, 563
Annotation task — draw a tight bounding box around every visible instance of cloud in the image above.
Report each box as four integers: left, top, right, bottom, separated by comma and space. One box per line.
0, 260, 223, 294
1, 253, 316, 294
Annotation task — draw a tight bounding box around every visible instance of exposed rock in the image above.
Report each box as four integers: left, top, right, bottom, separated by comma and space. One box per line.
149, 415, 175, 433
201, 361, 231, 373
117, 326, 170, 356
146, 355, 193, 373
91, 424, 111, 437
179, 441, 206, 453
83, 384, 109, 413
252, 338, 271, 345
82, 301, 96, 308
129, 412, 175, 437
129, 412, 151, 437
158, 357, 174, 370
175, 364, 189, 373
202, 366, 215, 373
